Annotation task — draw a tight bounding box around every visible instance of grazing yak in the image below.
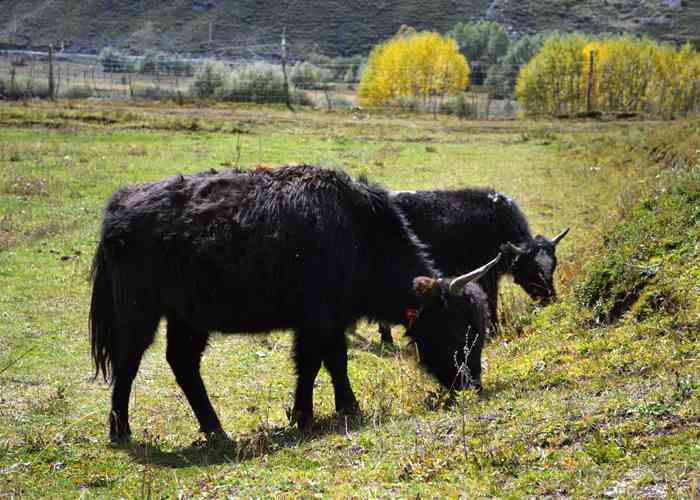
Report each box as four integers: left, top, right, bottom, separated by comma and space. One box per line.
374, 188, 569, 343
90, 165, 500, 443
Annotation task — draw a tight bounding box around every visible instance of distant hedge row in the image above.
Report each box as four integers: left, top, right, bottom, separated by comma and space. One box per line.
99, 48, 195, 76
516, 34, 700, 117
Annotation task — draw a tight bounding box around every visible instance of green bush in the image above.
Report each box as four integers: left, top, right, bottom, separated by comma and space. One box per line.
216, 62, 309, 104
0, 77, 51, 100
99, 47, 129, 73
439, 94, 477, 118
60, 85, 94, 99
290, 62, 331, 89
137, 49, 158, 75
190, 59, 229, 98
131, 84, 180, 101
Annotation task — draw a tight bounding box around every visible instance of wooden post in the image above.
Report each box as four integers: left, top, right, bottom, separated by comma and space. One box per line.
281, 27, 294, 112
48, 44, 55, 99
586, 49, 595, 114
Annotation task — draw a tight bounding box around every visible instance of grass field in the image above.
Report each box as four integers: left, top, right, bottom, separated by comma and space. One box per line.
0, 101, 698, 498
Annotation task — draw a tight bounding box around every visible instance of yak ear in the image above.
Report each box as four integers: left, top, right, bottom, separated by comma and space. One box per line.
499, 242, 526, 266
413, 276, 441, 301
501, 242, 526, 256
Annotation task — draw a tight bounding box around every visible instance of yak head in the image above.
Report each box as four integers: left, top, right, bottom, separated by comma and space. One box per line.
406, 253, 499, 390
500, 228, 570, 305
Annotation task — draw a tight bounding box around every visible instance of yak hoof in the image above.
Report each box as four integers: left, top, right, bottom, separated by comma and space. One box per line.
109, 432, 132, 446
287, 408, 313, 432
336, 398, 361, 417
203, 429, 231, 445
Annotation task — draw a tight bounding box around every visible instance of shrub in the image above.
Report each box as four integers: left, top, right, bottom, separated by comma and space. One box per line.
0, 77, 51, 100
61, 85, 94, 99
290, 62, 331, 89
216, 62, 306, 104
439, 94, 477, 118
190, 59, 229, 98
137, 50, 159, 75
358, 30, 470, 107
131, 84, 179, 100
99, 47, 129, 73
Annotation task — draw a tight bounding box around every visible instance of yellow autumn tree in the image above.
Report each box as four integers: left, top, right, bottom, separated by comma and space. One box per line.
517, 34, 700, 117
515, 34, 588, 115
358, 30, 470, 107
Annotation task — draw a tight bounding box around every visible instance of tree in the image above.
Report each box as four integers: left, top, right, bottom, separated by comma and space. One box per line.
448, 21, 510, 64
358, 30, 470, 107
485, 33, 546, 97
515, 34, 700, 117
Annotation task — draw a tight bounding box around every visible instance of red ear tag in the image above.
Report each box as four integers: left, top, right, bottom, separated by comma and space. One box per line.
405, 308, 418, 329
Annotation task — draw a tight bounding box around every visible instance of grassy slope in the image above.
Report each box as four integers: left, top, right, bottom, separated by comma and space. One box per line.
0, 101, 698, 497
0, 0, 698, 56
491, 0, 700, 47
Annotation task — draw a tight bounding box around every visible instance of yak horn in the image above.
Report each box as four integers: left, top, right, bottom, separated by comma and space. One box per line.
551, 227, 570, 246
449, 253, 502, 296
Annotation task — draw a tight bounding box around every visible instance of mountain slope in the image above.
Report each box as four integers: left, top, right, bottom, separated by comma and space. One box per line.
0, 0, 699, 56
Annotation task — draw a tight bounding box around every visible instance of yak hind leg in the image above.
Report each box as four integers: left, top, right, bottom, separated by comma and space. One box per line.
322, 331, 359, 417
290, 329, 323, 431
165, 315, 224, 438
109, 316, 160, 444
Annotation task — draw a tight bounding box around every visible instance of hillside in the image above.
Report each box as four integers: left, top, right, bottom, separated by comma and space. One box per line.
0, 0, 698, 57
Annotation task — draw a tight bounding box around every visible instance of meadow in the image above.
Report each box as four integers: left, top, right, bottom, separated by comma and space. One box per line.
0, 100, 698, 498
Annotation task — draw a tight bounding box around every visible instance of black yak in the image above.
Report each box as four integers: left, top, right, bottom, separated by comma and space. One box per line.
90, 165, 500, 443
374, 188, 568, 343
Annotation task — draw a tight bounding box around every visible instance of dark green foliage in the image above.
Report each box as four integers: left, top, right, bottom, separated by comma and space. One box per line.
448, 21, 510, 64
485, 33, 547, 97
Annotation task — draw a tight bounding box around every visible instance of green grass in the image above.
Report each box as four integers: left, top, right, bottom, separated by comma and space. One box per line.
0, 101, 698, 498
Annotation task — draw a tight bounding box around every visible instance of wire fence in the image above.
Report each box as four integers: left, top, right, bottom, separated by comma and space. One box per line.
0, 49, 522, 119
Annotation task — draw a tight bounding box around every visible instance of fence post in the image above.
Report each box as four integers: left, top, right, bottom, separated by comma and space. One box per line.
586, 49, 595, 114
48, 44, 55, 99
281, 27, 294, 112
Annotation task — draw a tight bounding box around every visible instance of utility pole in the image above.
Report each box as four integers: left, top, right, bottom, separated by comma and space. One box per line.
586, 49, 595, 114
208, 20, 213, 51
281, 27, 294, 112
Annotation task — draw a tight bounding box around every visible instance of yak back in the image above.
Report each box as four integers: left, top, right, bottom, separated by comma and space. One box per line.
393, 188, 532, 276
98, 165, 437, 332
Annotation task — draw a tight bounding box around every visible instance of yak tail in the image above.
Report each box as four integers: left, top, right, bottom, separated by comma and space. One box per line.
90, 243, 115, 383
